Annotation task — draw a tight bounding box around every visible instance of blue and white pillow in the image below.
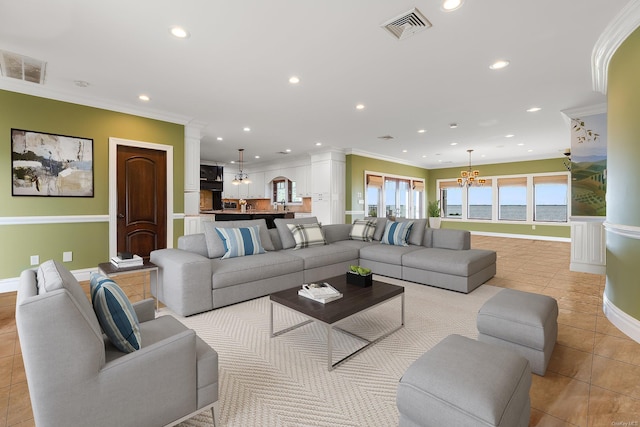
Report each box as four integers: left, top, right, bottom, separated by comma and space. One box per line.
286, 222, 327, 249
381, 220, 414, 246
90, 273, 141, 353
215, 225, 266, 259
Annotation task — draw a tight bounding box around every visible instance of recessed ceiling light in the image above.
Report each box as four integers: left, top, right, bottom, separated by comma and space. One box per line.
505, 134, 515, 138
450, 142, 458, 146
418, 129, 426, 133
481, 154, 486, 157
138, 94, 150, 101
315, 142, 322, 146
517, 143, 525, 146
526, 107, 542, 112
402, 149, 408, 153
422, 155, 427, 158
285, 149, 292, 152
230, 160, 236, 164
254, 155, 260, 159
442, 0, 464, 12
289, 76, 300, 84
527, 149, 533, 152
243, 127, 251, 132
489, 60, 510, 70
170, 26, 190, 39
216, 137, 223, 141
449, 123, 458, 129
355, 104, 365, 110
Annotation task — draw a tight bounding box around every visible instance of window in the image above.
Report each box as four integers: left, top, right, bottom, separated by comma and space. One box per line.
272, 179, 294, 203
366, 175, 383, 217
534, 176, 568, 222
440, 182, 462, 218
498, 177, 527, 221
365, 173, 424, 218
437, 173, 568, 224
468, 179, 492, 220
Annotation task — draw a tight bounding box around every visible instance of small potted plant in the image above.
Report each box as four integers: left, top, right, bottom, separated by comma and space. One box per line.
428, 199, 441, 229
347, 265, 373, 287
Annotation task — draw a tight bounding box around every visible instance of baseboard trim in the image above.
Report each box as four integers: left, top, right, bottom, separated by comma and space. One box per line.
603, 291, 640, 344
469, 230, 571, 242
0, 267, 96, 294
570, 262, 606, 275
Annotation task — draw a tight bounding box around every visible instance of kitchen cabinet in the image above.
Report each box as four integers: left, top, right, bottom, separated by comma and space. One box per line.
223, 172, 239, 199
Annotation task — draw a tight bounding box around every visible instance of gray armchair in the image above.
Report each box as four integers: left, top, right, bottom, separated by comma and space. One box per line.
16, 260, 219, 427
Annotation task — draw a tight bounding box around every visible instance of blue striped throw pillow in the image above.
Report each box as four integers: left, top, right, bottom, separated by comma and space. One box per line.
90, 273, 141, 353
381, 220, 414, 246
215, 225, 266, 259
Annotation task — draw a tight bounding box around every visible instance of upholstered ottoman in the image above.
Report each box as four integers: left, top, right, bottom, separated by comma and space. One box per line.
397, 334, 531, 427
477, 288, 558, 376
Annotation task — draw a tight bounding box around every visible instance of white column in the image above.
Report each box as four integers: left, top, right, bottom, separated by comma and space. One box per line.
184, 124, 203, 234
311, 150, 346, 225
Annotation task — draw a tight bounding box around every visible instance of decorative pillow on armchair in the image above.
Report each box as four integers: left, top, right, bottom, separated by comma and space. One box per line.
90, 273, 141, 353
286, 223, 327, 249
381, 220, 414, 246
349, 219, 377, 242
214, 225, 266, 259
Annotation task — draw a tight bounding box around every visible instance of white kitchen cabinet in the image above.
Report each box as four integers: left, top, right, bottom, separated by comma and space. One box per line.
223, 172, 239, 199
248, 172, 265, 198
295, 165, 311, 197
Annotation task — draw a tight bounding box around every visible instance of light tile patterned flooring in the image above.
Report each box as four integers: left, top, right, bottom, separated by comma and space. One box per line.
1, 236, 640, 426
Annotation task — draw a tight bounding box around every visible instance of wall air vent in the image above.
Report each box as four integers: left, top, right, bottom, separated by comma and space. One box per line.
0, 50, 47, 84
381, 8, 432, 40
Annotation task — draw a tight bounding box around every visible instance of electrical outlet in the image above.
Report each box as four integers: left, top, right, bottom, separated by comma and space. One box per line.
63, 251, 73, 262
30, 255, 39, 266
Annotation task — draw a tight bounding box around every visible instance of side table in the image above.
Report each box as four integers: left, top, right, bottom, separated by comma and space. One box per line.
97, 260, 161, 312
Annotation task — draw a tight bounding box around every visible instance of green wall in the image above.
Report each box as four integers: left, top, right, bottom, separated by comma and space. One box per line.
0, 90, 185, 279
347, 154, 569, 238
429, 157, 570, 238
605, 26, 640, 320
346, 155, 429, 223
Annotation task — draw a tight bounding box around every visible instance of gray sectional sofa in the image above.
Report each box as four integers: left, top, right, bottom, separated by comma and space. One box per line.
150, 217, 496, 316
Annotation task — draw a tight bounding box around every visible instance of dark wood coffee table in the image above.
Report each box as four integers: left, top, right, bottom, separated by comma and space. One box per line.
269, 275, 404, 370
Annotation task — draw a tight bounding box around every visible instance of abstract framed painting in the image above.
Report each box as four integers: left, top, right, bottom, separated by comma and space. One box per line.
11, 128, 94, 197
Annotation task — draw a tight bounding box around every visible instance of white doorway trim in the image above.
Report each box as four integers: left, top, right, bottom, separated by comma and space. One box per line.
108, 137, 174, 258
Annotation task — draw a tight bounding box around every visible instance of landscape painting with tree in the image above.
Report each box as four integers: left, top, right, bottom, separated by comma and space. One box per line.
570, 113, 606, 216
11, 129, 94, 197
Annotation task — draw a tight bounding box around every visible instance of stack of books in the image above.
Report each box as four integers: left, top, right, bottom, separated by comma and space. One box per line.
298, 282, 342, 303
110, 254, 143, 268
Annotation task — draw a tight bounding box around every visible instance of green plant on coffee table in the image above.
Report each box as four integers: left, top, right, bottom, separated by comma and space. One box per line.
349, 265, 371, 276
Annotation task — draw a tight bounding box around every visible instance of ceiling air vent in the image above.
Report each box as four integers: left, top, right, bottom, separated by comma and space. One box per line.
0, 50, 47, 84
381, 8, 432, 40
378, 135, 394, 140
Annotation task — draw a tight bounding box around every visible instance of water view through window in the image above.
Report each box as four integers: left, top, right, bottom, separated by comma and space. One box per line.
441, 175, 568, 222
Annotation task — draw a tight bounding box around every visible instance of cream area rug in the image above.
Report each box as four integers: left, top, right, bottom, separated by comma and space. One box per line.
171, 277, 502, 427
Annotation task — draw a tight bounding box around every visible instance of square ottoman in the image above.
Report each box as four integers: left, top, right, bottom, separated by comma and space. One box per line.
477, 288, 558, 376
397, 334, 531, 427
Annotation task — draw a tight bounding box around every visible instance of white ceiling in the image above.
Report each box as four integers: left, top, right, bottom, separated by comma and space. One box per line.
0, 0, 628, 170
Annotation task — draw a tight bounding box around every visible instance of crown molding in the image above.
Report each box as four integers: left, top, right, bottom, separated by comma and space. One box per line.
0, 78, 194, 125
346, 148, 426, 169
592, 0, 640, 94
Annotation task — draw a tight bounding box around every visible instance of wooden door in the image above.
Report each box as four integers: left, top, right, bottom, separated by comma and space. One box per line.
117, 145, 167, 259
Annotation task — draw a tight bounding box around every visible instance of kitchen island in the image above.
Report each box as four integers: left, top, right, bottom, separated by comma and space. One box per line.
200, 211, 295, 228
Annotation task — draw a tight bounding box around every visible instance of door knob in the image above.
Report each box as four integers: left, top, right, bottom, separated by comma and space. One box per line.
118, 213, 125, 219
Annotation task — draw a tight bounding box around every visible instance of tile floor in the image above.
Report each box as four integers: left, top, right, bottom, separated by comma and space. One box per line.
1, 236, 640, 426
